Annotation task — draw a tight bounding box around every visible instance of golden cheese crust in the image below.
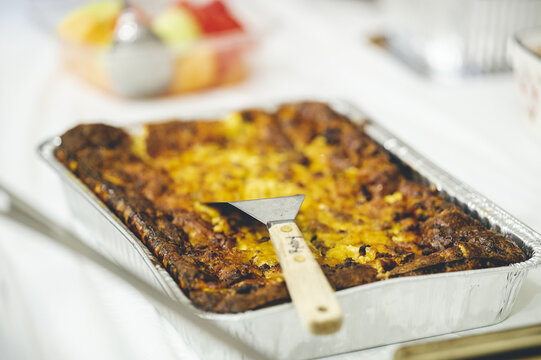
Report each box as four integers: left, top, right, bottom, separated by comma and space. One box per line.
55, 102, 527, 313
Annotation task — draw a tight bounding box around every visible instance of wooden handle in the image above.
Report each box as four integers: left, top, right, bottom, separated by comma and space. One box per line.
268, 221, 343, 335
394, 323, 541, 360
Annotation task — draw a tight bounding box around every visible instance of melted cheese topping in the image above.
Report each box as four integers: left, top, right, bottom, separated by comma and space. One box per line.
132, 111, 424, 275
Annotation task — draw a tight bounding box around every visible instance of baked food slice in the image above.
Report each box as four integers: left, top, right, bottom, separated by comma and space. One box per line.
55, 102, 527, 313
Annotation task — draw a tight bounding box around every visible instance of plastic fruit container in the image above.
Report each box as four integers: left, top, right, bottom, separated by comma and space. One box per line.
32, 0, 259, 97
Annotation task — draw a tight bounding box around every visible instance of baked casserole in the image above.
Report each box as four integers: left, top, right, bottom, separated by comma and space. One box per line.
55, 102, 527, 313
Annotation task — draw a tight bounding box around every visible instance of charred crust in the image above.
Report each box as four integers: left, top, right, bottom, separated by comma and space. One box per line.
359, 244, 370, 256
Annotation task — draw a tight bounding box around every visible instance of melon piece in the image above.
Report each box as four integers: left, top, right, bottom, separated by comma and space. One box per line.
152, 6, 201, 48
58, 0, 122, 45
169, 46, 217, 93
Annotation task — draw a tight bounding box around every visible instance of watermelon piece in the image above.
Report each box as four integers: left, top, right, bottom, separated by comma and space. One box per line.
179, 1, 243, 34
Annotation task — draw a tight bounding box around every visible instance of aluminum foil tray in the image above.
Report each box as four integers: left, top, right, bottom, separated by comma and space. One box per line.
39, 100, 541, 360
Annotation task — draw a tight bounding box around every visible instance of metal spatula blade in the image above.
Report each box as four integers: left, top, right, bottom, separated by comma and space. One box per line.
209, 194, 305, 226
208, 195, 343, 335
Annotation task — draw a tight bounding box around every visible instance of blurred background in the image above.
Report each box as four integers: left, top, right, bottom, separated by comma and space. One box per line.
1, 0, 541, 359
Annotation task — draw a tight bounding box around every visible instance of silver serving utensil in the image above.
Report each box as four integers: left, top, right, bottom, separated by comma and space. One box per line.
108, 3, 173, 98
208, 195, 344, 335
0, 183, 270, 360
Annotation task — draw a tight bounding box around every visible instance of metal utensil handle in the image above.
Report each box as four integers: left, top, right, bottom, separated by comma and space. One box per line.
268, 221, 343, 335
394, 323, 541, 360
0, 184, 270, 360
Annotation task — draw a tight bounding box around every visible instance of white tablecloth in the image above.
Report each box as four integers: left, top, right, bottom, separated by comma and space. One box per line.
1, 1, 540, 359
